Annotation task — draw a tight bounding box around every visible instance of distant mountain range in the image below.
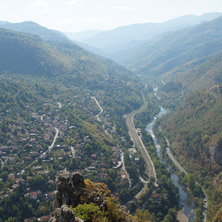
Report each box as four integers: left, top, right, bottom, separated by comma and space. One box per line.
65, 30, 103, 42
111, 15, 222, 81
68, 12, 222, 55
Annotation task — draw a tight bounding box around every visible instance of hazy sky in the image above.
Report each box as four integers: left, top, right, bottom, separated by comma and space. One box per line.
1, 0, 222, 32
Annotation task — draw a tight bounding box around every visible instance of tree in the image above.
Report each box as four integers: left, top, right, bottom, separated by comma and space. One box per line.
71, 203, 102, 222
163, 214, 173, 222
134, 209, 156, 222
39, 206, 48, 216
213, 207, 222, 222
1, 171, 8, 182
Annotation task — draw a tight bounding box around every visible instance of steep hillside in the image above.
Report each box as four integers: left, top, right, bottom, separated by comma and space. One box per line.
114, 16, 222, 78
160, 85, 222, 220
0, 21, 69, 42
0, 28, 134, 82
167, 53, 222, 90
0, 28, 73, 76
155, 53, 222, 110
82, 13, 222, 54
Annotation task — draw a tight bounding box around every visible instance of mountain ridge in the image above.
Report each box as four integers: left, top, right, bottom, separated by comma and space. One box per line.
112, 15, 222, 79
0, 27, 133, 82
0, 21, 70, 43
79, 12, 222, 54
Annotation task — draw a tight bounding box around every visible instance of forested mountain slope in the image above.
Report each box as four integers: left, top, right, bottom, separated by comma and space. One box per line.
160, 85, 222, 220
0, 24, 145, 221
0, 28, 72, 76
114, 16, 222, 78
0, 28, 133, 82
165, 53, 222, 90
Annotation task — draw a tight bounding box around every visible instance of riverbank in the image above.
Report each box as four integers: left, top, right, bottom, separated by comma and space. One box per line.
146, 106, 196, 221
177, 209, 189, 222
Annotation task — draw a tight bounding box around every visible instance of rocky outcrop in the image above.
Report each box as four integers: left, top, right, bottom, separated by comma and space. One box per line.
50, 170, 136, 222
50, 171, 85, 222
50, 205, 76, 222
54, 171, 85, 208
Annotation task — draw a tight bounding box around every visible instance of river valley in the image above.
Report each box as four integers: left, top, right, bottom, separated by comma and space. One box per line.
146, 107, 196, 222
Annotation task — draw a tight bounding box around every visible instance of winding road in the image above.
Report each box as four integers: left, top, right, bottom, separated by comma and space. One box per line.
91, 97, 103, 122
91, 96, 132, 188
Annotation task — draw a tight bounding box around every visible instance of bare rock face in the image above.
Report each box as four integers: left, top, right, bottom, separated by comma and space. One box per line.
50, 170, 136, 222
54, 171, 85, 209
50, 205, 75, 222
72, 172, 85, 186
50, 171, 85, 222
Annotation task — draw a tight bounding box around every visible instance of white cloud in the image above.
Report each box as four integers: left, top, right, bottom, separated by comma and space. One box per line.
67, 0, 82, 5
33, 0, 49, 7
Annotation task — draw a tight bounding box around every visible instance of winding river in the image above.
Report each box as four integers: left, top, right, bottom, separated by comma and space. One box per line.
146, 107, 196, 222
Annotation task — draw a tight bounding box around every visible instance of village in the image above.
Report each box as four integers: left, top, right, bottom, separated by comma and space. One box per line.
0, 90, 145, 221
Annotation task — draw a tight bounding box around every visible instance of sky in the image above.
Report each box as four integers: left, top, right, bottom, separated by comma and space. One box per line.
0, 0, 222, 32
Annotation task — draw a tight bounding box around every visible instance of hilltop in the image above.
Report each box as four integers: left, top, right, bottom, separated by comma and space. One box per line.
0, 27, 133, 83
0, 21, 69, 43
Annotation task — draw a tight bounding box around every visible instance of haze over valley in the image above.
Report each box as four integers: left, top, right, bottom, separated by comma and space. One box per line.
0, 1, 222, 221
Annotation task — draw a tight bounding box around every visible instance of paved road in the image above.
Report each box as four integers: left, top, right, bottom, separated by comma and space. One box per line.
48, 127, 59, 151
0, 159, 4, 169
17, 127, 60, 176
165, 137, 208, 222
40, 114, 45, 121
125, 94, 157, 198
121, 150, 132, 188
166, 147, 188, 175
91, 97, 103, 122
58, 102, 62, 108
70, 147, 75, 158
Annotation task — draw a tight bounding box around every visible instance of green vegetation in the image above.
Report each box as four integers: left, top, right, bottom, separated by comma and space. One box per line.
69, 179, 137, 222
0, 24, 145, 221
126, 93, 179, 221
159, 85, 222, 221
71, 203, 102, 221
2, 13, 222, 222
139, 131, 179, 221
116, 16, 222, 78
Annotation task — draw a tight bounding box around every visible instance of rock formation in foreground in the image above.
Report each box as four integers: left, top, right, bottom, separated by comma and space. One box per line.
50, 171, 137, 222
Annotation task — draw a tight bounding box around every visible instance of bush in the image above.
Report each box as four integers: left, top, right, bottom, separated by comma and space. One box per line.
71, 203, 102, 222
